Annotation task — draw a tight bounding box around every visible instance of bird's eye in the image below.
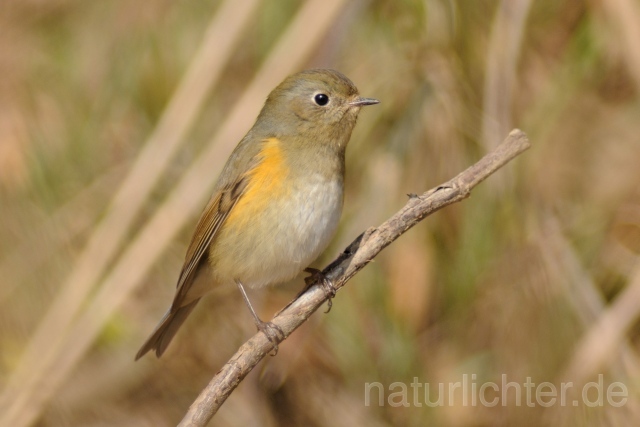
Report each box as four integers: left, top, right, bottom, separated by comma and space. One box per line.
314, 93, 329, 106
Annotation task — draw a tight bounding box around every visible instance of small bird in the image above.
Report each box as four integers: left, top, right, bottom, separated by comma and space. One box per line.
136, 69, 378, 359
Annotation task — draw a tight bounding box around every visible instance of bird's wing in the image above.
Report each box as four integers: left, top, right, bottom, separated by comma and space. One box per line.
170, 175, 249, 310
169, 136, 267, 310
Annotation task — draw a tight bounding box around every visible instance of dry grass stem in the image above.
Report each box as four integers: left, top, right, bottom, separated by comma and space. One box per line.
481, 0, 532, 150
0, 1, 351, 425
601, 0, 640, 89
561, 260, 640, 385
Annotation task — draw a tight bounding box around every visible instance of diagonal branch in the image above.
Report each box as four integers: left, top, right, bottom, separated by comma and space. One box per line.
178, 129, 531, 427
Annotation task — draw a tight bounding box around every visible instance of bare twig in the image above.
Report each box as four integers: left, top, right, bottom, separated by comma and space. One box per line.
178, 129, 531, 426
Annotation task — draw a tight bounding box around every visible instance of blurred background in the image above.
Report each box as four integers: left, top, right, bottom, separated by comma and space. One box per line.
1, 0, 640, 425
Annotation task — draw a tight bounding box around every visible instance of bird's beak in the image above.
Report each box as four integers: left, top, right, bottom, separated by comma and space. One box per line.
348, 97, 380, 107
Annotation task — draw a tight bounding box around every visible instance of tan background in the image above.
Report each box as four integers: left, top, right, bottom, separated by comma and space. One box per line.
1, 0, 640, 425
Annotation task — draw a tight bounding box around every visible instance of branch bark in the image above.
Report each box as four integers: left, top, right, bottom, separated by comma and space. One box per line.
178, 129, 531, 426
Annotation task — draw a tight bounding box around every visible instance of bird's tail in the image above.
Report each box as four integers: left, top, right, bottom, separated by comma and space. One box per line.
135, 299, 200, 360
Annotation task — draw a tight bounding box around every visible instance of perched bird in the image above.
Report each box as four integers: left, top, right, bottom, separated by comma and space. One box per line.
136, 69, 379, 359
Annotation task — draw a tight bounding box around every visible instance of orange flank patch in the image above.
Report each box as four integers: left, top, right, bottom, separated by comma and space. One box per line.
225, 138, 290, 230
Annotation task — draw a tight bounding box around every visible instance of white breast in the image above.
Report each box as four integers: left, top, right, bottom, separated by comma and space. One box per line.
287, 177, 343, 265
225, 174, 343, 288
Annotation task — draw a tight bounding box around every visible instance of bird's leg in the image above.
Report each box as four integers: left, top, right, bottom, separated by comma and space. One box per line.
304, 267, 337, 313
235, 280, 284, 355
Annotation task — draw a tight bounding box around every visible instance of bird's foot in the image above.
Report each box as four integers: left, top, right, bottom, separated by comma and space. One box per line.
256, 320, 285, 356
304, 268, 337, 313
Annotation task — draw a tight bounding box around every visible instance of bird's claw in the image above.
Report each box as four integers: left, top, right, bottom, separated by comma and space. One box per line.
304, 268, 337, 313
256, 320, 285, 356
